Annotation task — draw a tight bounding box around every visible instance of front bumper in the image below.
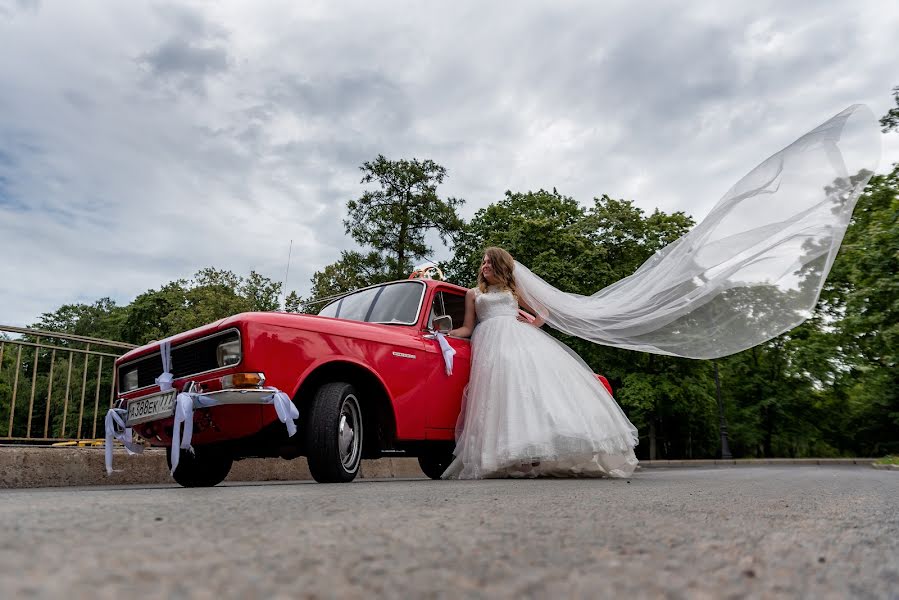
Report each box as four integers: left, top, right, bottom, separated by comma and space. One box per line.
121, 385, 286, 428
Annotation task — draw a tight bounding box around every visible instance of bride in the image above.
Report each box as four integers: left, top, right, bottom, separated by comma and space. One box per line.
440, 104, 880, 480
443, 247, 639, 479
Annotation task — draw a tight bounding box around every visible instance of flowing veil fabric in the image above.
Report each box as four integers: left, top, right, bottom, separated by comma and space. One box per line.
514, 105, 881, 359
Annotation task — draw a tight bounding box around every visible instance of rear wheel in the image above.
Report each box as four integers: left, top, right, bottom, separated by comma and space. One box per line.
306, 382, 364, 483
166, 445, 233, 488
418, 449, 454, 480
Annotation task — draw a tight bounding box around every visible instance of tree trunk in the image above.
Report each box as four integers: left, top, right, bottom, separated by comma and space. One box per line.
649, 419, 657, 461
763, 405, 773, 458
396, 190, 409, 278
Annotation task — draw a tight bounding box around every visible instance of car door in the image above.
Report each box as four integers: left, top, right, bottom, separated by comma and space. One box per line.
419, 289, 471, 437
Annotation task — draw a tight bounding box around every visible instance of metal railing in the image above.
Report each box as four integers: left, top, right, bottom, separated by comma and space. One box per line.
0, 325, 137, 443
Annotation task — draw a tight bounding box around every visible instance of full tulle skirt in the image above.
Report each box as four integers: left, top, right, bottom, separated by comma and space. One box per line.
442, 316, 639, 479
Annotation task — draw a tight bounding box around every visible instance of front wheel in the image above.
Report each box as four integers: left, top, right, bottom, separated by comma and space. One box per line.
306, 382, 364, 483
166, 445, 233, 488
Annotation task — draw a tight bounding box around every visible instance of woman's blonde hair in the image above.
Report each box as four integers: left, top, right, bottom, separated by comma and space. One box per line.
477, 246, 518, 297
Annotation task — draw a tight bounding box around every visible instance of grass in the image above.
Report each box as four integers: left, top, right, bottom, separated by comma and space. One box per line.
874, 455, 899, 465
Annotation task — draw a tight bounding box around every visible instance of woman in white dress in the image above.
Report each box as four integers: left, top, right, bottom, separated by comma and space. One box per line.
440, 105, 879, 480
442, 247, 639, 479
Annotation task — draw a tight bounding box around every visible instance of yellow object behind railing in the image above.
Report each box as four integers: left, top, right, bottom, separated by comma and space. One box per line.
50, 439, 105, 448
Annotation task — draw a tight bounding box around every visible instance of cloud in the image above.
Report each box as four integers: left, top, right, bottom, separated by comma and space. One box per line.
0, 0, 897, 328
139, 4, 231, 95
0, 0, 39, 19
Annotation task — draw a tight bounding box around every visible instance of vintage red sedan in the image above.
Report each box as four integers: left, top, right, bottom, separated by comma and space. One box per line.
114, 277, 613, 486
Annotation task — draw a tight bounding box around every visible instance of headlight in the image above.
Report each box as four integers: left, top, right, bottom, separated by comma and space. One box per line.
121, 369, 138, 392
216, 337, 241, 367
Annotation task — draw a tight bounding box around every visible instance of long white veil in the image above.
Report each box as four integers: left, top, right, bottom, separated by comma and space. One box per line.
514, 104, 881, 359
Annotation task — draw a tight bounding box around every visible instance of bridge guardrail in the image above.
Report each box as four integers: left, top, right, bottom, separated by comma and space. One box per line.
0, 325, 136, 443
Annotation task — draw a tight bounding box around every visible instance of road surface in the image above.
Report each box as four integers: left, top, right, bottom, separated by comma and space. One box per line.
1, 466, 896, 598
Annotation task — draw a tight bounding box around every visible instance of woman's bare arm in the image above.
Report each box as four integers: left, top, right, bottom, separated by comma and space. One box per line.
448, 288, 477, 338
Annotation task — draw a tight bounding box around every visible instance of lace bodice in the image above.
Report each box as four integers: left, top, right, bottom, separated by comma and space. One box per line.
475, 286, 519, 322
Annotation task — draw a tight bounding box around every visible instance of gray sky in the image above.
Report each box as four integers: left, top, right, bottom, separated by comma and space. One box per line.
1, 0, 897, 328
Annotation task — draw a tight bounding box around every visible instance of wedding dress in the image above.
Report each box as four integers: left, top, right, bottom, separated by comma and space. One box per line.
442, 285, 639, 479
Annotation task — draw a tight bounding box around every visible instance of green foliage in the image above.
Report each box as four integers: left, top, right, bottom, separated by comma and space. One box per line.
345, 155, 465, 280
34, 298, 127, 341
880, 85, 899, 133
120, 269, 282, 344
445, 189, 593, 288
825, 165, 899, 454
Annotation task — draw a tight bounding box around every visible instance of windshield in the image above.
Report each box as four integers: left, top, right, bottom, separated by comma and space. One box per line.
318, 281, 425, 325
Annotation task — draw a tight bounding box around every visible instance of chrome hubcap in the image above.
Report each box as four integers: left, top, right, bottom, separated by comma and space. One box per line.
338, 394, 362, 470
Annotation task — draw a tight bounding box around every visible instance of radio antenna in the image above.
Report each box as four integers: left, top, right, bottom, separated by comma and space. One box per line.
282, 239, 293, 306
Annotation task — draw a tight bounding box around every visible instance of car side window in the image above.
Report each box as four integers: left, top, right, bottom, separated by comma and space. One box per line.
428, 291, 467, 330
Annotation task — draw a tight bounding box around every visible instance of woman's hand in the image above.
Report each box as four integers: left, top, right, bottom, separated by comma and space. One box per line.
517, 309, 536, 325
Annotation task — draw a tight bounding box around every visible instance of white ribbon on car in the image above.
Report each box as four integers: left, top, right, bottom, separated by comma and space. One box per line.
434, 332, 456, 375
271, 391, 300, 437
169, 392, 195, 475
168, 389, 300, 475
155, 337, 174, 391
104, 408, 145, 475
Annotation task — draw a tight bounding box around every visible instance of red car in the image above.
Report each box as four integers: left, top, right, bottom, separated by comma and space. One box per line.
114, 278, 613, 486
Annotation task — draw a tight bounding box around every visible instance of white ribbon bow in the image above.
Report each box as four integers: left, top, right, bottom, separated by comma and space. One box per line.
169, 392, 195, 475
155, 338, 174, 391
434, 332, 456, 375
104, 408, 145, 475
270, 391, 300, 437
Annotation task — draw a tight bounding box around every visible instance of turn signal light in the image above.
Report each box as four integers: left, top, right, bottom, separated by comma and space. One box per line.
221, 372, 266, 389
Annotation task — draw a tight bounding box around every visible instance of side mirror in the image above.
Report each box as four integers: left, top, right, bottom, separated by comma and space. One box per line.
432, 314, 453, 333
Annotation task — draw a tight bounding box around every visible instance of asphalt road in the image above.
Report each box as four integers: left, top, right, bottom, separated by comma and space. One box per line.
1, 466, 897, 599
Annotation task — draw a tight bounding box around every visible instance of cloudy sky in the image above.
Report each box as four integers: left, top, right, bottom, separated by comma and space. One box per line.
1, 0, 897, 328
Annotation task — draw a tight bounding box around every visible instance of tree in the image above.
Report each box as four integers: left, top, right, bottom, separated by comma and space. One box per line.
444, 189, 592, 288
825, 165, 899, 454
241, 271, 282, 312
880, 85, 899, 133
120, 269, 283, 344
345, 156, 465, 280
33, 298, 126, 341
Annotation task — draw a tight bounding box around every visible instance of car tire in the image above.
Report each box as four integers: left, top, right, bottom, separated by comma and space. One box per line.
306, 382, 364, 483
418, 450, 454, 480
166, 445, 233, 488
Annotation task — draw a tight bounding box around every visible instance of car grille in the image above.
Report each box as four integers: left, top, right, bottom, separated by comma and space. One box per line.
119, 329, 240, 393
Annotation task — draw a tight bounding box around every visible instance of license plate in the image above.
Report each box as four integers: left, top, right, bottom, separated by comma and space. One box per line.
126, 390, 177, 426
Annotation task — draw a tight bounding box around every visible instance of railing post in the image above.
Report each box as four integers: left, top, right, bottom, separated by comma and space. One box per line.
44, 349, 56, 438
26, 338, 40, 438
77, 344, 90, 439
91, 355, 104, 438
8, 345, 22, 437
61, 351, 73, 438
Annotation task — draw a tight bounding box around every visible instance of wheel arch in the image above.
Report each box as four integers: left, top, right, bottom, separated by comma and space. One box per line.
294, 360, 397, 457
